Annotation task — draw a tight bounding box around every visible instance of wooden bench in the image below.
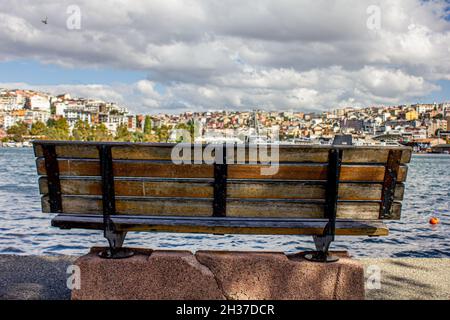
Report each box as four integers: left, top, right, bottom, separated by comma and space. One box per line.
32, 139, 411, 262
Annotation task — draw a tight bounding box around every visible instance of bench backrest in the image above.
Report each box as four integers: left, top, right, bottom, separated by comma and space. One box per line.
33, 141, 411, 221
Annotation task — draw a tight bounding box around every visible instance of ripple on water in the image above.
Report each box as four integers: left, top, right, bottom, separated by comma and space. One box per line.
0, 149, 450, 257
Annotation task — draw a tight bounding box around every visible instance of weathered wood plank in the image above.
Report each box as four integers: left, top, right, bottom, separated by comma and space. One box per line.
36, 158, 214, 178
38, 177, 214, 198
41, 195, 401, 219
38, 177, 405, 201
227, 164, 408, 182
33, 140, 412, 164
38, 177, 404, 201
51, 214, 389, 236
36, 158, 408, 182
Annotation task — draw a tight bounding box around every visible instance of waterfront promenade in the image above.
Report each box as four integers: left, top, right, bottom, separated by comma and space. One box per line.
0, 254, 449, 300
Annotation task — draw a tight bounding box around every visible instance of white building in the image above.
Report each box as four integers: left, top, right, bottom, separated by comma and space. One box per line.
3, 115, 17, 129
29, 95, 50, 112
0, 94, 24, 111
64, 108, 93, 128
55, 102, 68, 116
30, 111, 50, 124
415, 104, 436, 114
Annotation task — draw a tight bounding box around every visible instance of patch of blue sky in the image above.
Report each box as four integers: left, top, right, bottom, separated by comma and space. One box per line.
0, 60, 147, 85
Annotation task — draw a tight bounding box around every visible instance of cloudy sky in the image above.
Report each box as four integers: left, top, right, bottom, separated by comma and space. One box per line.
0, 0, 450, 114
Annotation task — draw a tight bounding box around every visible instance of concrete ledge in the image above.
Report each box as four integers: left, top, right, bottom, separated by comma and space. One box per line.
72, 248, 364, 300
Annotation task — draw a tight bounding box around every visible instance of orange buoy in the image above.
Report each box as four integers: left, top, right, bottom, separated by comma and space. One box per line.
429, 217, 440, 225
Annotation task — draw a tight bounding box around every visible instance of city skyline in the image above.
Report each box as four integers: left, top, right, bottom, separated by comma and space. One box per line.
2, 86, 450, 152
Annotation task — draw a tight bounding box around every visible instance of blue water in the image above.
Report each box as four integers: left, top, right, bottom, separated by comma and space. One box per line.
0, 148, 449, 257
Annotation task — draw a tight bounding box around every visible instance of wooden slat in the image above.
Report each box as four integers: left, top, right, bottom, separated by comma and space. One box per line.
33, 140, 412, 164
227, 164, 408, 182
42, 195, 213, 216
39, 177, 404, 201
230, 181, 404, 200
39, 177, 214, 198
51, 214, 389, 236
337, 182, 404, 201
41, 195, 402, 219
35, 158, 408, 182
36, 158, 213, 178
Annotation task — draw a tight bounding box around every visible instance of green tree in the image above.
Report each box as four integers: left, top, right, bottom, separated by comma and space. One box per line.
7, 121, 29, 136
47, 118, 69, 131
144, 115, 152, 134
30, 121, 47, 136
187, 119, 196, 141
143, 133, 159, 142
46, 118, 70, 140
45, 127, 70, 140
7, 121, 29, 142
72, 120, 91, 141
92, 124, 112, 141
174, 123, 188, 142
115, 124, 132, 142
132, 131, 144, 142
155, 125, 170, 142
174, 121, 197, 143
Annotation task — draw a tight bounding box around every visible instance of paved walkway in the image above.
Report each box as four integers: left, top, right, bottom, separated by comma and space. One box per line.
0, 254, 449, 299
361, 258, 450, 300
0, 255, 76, 300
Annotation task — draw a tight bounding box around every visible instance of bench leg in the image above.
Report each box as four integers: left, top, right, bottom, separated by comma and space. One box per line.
303, 235, 339, 263
98, 230, 134, 259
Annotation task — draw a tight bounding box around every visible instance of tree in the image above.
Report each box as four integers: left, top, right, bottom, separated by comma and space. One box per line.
7, 121, 29, 142
30, 121, 47, 136
174, 123, 188, 142
155, 125, 170, 142
115, 124, 132, 142
187, 119, 196, 141
46, 118, 70, 140
7, 121, 29, 136
144, 115, 152, 134
45, 127, 70, 140
132, 131, 144, 143
72, 120, 91, 141
47, 118, 69, 131
143, 134, 159, 142
92, 124, 112, 141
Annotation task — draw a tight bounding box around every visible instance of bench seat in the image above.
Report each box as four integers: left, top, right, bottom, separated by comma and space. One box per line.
33, 140, 411, 261
52, 214, 388, 236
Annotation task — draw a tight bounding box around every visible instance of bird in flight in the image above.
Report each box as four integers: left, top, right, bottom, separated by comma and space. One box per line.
41, 17, 48, 25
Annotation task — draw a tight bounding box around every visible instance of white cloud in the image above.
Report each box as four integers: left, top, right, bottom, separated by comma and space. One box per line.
0, 0, 449, 112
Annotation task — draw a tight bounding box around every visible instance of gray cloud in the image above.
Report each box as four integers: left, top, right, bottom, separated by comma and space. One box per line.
0, 0, 449, 113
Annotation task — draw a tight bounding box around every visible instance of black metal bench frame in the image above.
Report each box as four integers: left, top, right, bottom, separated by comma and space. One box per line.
40, 136, 402, 263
